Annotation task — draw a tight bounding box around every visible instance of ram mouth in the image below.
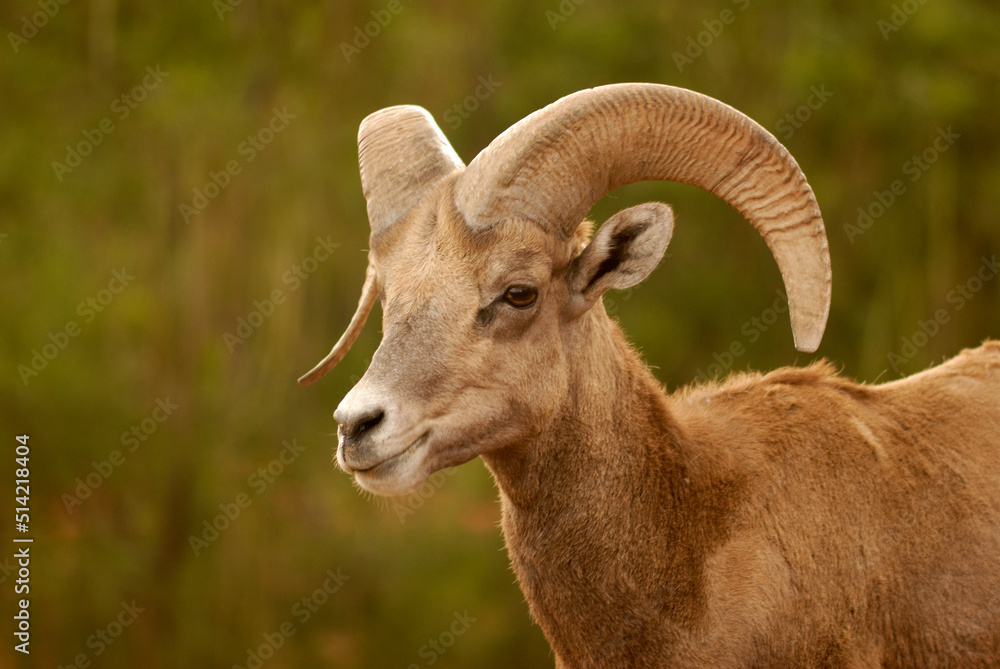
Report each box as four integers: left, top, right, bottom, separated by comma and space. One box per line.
354, 431, 430, 477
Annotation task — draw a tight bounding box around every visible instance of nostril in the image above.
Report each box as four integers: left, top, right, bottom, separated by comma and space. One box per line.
355, 410, 384, 437
340, 407, 385, 441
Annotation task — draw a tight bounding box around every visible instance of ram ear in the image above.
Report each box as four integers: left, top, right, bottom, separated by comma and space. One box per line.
563, 203, 674, 320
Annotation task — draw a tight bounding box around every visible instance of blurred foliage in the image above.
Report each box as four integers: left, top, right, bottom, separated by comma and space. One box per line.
1, 0, 998, 666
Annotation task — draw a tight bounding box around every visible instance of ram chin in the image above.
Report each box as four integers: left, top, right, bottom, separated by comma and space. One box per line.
352, 434, 432, 496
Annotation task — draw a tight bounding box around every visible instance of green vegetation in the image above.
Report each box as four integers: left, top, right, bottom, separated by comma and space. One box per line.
2, 0, 998, 666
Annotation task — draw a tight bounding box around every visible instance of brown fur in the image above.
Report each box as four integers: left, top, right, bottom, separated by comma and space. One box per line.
485, 323, 1000, 667
332, 186, 1000, 665
328, 140, 1000, 668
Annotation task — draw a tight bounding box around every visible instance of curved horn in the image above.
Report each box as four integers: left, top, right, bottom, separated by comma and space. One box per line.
359, 105, 464, 234
298, 264, 378, 386
453, 83, 830, 353
300, 106, 464, 386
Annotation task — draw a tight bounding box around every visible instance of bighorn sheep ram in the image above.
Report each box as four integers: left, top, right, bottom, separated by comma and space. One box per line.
300, 84, 1000, 667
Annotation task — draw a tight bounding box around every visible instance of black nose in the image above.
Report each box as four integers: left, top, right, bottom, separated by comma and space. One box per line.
337, 406, 385, 444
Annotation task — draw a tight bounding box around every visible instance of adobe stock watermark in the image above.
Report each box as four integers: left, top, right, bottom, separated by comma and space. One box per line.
878, 0, 928, 40
893, 467, 964, 533
340, 0, 412, 63
443, 75, 502, 130
672, 0, 751, 73
61, 397, 179, 514
57, 600, 144, 669
7, 0, 71, 54
774, 85, 833, 141
179, 106, 295, 224
213, 0, 244, 20
223, 235, 339, 352
604, 281, 645, 317
51, 66, 169, 182
866, 469, 966, 607
545, 0, 585, 30
0, 553, 21, 586
18, 268, 134, 386
232, 567, 349, 669
597, 255, 668, 319
843, 126, 960, 244
887, 255, 998, 373
188, 439, 306, 556
694, 289, 789, 383
392, 469, 458, 523
406, 610, 477, 669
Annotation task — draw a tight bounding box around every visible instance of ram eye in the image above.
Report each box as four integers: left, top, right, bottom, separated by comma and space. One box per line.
503, 286, 538, 309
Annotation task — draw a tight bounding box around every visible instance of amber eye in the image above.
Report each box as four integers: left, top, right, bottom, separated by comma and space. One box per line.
503, 286, 538, 309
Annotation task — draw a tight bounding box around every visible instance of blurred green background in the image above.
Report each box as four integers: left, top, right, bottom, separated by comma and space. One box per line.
2, 0, 998, 666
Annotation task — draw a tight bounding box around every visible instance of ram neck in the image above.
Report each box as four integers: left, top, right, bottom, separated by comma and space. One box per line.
484, 309, 679, 505
481, 309, 698, 664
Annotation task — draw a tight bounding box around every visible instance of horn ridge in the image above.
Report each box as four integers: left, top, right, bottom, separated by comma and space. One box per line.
453, 83, 830, 352
358, 105, 464, 235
